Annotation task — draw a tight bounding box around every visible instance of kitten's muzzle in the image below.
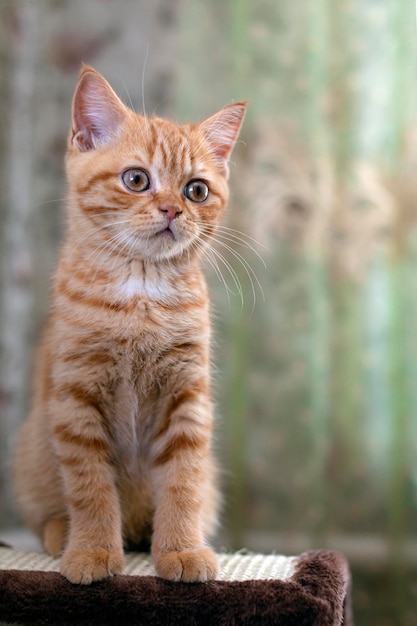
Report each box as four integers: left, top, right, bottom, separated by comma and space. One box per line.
158, 205, 183, 224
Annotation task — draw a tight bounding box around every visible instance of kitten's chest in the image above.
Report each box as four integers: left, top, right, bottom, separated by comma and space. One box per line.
121, 300, 208, 403
116, 273, 175, 302
110, 308, 206, 467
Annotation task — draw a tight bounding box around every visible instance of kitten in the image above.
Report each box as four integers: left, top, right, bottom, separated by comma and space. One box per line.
12, 66, 247, 584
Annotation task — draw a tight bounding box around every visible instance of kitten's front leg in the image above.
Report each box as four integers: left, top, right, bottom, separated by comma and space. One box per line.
50, 390, 125, 584
150, 382, 219, 582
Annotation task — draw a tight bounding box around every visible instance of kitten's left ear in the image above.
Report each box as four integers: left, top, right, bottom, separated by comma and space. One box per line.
198, 101, 248, 169
71, 65, 128, 152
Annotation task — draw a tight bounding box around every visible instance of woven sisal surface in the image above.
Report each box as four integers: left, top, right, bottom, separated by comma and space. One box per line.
0, 546, 354, 625
0, 547, 296, 581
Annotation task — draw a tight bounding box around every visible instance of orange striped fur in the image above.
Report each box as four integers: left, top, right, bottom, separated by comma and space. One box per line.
13, 66, 247, 584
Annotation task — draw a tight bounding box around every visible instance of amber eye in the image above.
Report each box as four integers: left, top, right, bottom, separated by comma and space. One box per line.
184, 180, 209, 203
122, 168, 150, 192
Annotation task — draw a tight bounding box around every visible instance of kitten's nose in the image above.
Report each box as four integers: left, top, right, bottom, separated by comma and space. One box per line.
159, 205, 182, 223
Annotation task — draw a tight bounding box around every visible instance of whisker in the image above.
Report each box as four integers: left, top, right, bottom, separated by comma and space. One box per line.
197, 224, 265, 314
121, 77, 137, 114
190, 239, 232, 308
78, 226, 134, 280
195, 219, 268, 254
213, 224, 269, 254
206, 228, 267, 269
69, 218, 133, 257
35, 197, 66, 208
191, 238, 225, 286
194, 235, 244, 308
216, 236, 264, 310
136, 43, 152, 145
141, 43, 149, 121
120, 46, 152, 147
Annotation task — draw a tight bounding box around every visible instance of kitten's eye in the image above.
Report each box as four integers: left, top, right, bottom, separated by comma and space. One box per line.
184, 180, 209, 203
122, 169, 150, 192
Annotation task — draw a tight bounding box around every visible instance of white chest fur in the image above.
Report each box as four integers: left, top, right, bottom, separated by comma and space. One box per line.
117, 275, 175, 302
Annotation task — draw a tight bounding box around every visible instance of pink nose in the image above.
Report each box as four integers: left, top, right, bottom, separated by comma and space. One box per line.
159, 205, 182, 222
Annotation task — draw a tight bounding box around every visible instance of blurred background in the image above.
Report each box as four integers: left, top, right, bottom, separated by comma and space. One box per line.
1, 0, 417, 623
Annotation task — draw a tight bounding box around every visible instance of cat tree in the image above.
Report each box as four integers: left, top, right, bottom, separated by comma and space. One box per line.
0, 543, 353, 625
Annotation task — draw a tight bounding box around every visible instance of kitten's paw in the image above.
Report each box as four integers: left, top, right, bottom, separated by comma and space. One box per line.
154, 547, 218, 582
60, 547, 125, 584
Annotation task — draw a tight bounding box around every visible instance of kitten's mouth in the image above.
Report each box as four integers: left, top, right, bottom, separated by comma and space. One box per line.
157, 225, 176, 239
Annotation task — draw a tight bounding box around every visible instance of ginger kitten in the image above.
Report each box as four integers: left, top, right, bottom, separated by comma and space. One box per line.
12, 66, 247, 584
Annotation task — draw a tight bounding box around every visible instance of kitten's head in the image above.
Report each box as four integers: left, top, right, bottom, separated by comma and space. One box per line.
66, 66, 247, 263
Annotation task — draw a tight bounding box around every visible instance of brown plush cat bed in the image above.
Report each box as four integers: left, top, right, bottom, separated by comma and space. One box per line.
0, 544, 353, 625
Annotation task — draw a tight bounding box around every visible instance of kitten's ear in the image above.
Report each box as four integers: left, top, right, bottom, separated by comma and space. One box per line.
198, 101, 248, 169
71, 65, 128, 152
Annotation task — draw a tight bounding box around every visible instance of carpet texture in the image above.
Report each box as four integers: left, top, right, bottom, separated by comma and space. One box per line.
0, 544, 353, 625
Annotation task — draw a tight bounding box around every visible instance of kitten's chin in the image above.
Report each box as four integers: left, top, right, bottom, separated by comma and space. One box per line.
127, 232, 195, 263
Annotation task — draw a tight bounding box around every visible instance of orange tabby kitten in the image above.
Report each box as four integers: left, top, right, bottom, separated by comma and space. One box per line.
12, 66, 247, 584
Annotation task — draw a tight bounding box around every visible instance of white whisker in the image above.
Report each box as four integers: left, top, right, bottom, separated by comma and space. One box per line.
214, 224, 269, 254
217, 237, 264, 311
194, 234, 244, 308
207, 228, 267, 269
194, 222, 265, 314
121, 78, 137, 114
141, 43, 149, 121
35, 197, 66, 208
69, 218, 132, 257
190, 239, 232, 308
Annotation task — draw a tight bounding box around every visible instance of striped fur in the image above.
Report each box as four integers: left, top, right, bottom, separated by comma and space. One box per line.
13, 66, 247, 584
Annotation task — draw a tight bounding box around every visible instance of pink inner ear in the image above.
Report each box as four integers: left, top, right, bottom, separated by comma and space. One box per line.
71, 69, 127, 151
199, 102, 248, 164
